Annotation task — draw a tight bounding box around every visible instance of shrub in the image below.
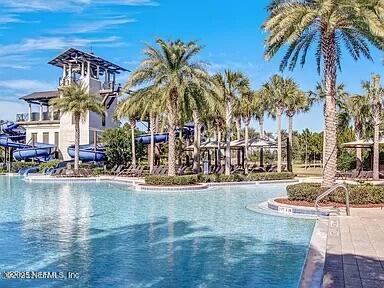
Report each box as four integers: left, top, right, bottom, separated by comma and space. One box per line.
39, 160, 61, 172
286, 183, 384, 204
145, 175, 199, 186
198, 172, 294, 183
10, 162, 36, 173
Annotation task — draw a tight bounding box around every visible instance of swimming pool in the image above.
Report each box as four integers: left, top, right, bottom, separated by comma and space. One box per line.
0, 176, 314, 288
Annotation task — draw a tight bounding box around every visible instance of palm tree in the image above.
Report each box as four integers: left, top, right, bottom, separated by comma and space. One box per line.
237, 90, 260, 174
50, 83, 105, 173
254, 89, 268, 167
339, 94, 371, 170
363, 74, 384, 180
263, 0, 384, 187
213, 70, 250, 175
285, 90, 311, 172
311, 81, 348, 168
117, 87, 164, 173
124, 39, 211, 176
115, 96, 146, 167
262, 75, 299, 173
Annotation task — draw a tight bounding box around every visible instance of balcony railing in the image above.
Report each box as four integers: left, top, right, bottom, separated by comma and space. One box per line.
16, 112, 60, 122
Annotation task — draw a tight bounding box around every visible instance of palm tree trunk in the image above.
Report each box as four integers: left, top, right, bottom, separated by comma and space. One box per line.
225, 98, 233, 175
217, 126, 221, 166
236, 117, 241, 166
149, 112, 155, 173
167, 109, 177, 176
277, 110, 282, 173
192, 110, 201, 173
355, 128, 362, 171
130, 119, 136, 166
373, 124, 380, 180
74, 113, 80, 174
259, 118, 264, 167
287, 115, 293, 172
322, 32, 338, 188
244, 117, 250, 175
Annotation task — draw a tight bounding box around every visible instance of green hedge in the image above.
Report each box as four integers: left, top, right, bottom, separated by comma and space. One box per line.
39, 160, 61, 172
9, 162, 36, 173
286, 183, 384, 204
145, 175, 199, 186
145, 172, 295, 186
199, 172, 295, 183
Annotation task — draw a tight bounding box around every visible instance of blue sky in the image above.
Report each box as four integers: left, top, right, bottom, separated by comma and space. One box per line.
0, 0, 383, 133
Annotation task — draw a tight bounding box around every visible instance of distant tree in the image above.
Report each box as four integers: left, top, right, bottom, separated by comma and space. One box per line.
101, 125, 145, 167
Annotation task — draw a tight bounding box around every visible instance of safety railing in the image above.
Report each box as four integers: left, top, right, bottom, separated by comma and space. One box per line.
315, 183, 350, 216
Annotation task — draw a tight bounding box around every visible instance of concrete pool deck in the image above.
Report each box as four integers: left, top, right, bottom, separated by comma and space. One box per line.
322, 208, 384, 288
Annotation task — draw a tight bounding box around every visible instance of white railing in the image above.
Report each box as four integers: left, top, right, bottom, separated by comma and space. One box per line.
315, 183, 350, 216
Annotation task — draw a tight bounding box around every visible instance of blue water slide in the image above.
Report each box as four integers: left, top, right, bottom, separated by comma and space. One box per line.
0, 122, 55, 161
13, 143, 56, 161
67, 144, 106, 162
136, 133, 169, 145
135, 125, 195, 145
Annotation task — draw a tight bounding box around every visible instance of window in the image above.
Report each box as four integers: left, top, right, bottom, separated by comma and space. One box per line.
43, 132, 49, 144
31, 133, 37, 145
101, 113, 106, 127
54, 132, 59, 147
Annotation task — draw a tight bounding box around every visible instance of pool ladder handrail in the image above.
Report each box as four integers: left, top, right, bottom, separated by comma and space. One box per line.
315, 183, 350, 216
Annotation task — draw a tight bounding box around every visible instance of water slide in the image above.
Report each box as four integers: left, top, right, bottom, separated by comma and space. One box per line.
67, 144, 106, 162
136, 125, 195, 145
0, 122, 55, 161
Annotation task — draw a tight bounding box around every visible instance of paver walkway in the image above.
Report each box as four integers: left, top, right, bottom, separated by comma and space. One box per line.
322, 208, 384, 288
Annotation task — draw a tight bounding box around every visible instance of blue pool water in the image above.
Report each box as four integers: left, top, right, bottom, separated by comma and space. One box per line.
0, 176, 315, 288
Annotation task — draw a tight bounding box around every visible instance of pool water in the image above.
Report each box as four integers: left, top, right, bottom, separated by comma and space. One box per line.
0, 176, 314, 288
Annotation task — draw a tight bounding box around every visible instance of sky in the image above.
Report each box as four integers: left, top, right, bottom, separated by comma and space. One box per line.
0, 0, 383, 133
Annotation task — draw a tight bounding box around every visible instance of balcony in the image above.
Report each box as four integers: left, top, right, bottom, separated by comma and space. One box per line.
16, 112, 60, 124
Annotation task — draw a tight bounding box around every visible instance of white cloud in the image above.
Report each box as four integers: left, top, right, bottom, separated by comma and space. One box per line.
0, 80, 55, 91
0, 64, 29, 70
52, 16, 136, 34
0, 0, 158, 12
0, 36, 121, 56
0, 14, 22, 24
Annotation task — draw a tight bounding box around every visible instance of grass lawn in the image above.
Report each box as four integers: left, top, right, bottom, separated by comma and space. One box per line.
293, 164, 323, 177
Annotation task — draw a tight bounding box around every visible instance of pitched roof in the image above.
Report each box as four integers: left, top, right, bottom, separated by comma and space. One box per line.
20, 90, 59, 102
48, 48, 128, 73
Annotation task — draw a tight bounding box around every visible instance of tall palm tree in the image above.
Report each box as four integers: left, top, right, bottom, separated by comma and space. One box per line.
115, 96, 147, 167
213, 70, 250, 175
311, 81, 348, 168
237, 90, 260, 174
339, 94, 371, 170
285, 90, 311, 172
264, 0, 384, 187
262, 75, 299, 173
363, 74, 384, 180
124, 39, 211, 176
50, 83, 105, 173
117, 87, 164, 173
254, 89, 268, 167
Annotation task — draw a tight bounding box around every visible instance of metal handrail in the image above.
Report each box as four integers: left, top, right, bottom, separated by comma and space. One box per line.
315, 183, 350, 216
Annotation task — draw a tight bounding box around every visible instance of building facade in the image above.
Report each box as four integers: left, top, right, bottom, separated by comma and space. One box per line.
16, 48, 127, 160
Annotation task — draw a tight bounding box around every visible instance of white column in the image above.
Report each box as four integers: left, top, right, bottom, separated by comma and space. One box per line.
68, 64, 72, 84
28, 103, 32, 121
96, 65, 100, 79
81, 62, 85, 77
87, 61, 91, 78
39, 103, 43, 121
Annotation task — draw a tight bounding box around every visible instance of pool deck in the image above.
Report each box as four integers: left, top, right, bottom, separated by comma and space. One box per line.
322, 208, 384, 288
